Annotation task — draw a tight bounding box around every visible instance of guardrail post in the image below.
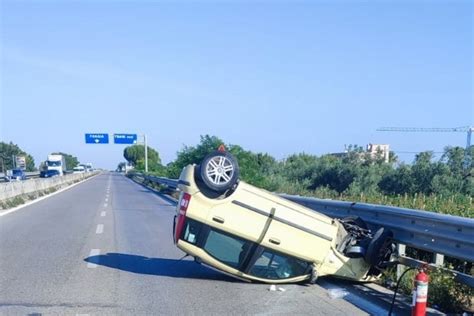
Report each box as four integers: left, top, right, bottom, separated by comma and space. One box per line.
433, 253, 444, 266
396, 243, 406, 280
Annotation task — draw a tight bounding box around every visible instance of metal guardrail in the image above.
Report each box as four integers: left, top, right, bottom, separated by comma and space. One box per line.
131, 173, 474, 287
128, 172, 179, 188
279, 195, 474, 288
0, 172, 40, 182
280, 195, 474, 263
146, 175, 179, 188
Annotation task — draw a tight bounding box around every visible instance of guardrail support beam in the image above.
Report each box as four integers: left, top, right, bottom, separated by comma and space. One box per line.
433, 253, 444, 266
396, 244, 406, 280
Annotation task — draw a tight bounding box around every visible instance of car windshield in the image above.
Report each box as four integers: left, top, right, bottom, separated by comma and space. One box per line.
47, 161, 61, 167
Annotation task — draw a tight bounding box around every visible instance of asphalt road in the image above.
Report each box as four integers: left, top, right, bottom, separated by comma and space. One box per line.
0, 172, 410, 315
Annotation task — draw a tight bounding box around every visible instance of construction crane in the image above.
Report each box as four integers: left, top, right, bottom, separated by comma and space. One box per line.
377, 126, 473, 150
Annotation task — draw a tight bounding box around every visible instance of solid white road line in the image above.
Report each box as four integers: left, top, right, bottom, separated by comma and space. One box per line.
87, 249, 101, 268
96, 224, 104, 234
0, 173, 101, 218
101, 211, 106, 217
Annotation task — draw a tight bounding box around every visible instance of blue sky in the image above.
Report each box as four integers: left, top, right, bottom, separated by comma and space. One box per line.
1, 0, 472, 169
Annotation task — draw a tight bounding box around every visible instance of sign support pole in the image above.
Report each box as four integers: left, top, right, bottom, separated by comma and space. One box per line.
144, 134, 148, 173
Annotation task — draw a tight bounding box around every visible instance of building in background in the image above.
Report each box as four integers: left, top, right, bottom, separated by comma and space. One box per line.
366, 144, 390, 163
330, 144, 390, 163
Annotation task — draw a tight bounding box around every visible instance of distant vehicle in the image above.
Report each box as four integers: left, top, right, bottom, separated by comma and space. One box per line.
85, 163, 93, 172
7, 169, 27, 181
73, 166, 86, 174
40, 169, 60, 178
78, 163, 93, 172
46, 154, 67, 176
174, 149, 394, 284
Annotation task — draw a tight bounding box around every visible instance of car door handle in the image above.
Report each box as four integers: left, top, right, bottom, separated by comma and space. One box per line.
269, 238, 280, 245
212, 216, 225, 224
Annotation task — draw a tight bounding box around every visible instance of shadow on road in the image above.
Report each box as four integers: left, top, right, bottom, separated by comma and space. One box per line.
84, 253, 237, 282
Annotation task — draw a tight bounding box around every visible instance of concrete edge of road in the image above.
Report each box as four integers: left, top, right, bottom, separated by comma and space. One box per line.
125, 174, 178, 205
0, 172, 102, 218
318, 278, 445, 316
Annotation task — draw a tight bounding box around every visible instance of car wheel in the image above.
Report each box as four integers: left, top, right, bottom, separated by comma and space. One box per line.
199, 151, 240, 193
364, 228, 394, 266
345, 246, 366, 258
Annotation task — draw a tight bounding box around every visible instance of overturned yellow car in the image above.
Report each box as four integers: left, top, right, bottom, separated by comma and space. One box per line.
173, 150, 394, 284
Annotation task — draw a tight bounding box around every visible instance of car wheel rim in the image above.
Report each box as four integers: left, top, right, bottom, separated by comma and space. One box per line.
206, 156, 234, 185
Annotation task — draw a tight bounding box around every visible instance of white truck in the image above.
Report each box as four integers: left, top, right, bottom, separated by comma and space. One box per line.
85, 163, 93, 172
46, 154, 67, 176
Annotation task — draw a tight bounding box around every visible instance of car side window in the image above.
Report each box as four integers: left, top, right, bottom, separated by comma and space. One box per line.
203, 229, 250, 269
248, 249, 310, 279
183, 219, 203, 245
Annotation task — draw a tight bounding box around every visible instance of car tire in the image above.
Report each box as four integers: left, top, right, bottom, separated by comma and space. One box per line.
364, 228, 394, 266
198, 151, 240, 193
345, 246, 366, 258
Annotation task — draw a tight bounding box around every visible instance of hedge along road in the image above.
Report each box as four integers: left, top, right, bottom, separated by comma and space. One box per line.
1, 172, 409, 315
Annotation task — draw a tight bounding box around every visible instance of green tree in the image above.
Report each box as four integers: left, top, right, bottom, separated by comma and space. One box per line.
165, 135, 278, 187
411, 151, 437, 194
117, 162, 126, 172
0, 142, 35, 171
166, 135, 224, 178
123, 144, 164, 173
228, 145, 276, 187
378, 164, 414, 195
52, 152, 79, 170
442, 146, 465, 176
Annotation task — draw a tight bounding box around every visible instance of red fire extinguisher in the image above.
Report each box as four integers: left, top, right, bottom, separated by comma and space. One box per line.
412, 268, 429, 316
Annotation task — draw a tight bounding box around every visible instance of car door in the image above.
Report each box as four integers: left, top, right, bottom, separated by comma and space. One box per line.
202, 190, 273, 244
260, 205, 337, 262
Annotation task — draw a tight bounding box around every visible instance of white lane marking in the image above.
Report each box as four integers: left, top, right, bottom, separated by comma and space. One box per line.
101, 211, 106, 217
104, 203, 108, 207
96, 224, 104, 234
87, 249, 101, 268
105, 198, 108, 202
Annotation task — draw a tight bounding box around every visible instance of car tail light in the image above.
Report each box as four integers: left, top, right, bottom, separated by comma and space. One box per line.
179, 192, 191, 213
175, 193, 191, 242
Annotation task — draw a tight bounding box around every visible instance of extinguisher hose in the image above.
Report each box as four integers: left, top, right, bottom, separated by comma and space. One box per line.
388, 267, 416, 316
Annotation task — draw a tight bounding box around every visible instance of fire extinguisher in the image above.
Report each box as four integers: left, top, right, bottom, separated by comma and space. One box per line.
412, 268, 429, 316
